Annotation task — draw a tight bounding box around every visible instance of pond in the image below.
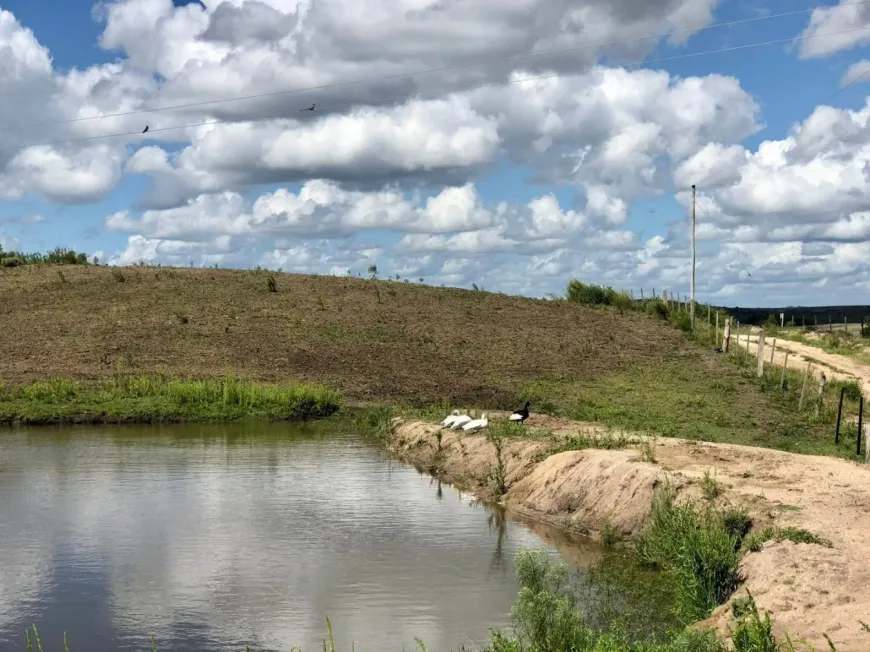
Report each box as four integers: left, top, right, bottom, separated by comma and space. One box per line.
0, 422, 600, 651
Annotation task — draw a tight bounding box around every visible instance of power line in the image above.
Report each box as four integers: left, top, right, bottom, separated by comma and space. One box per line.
4, 0, 869, 134
3, 23, 870, 155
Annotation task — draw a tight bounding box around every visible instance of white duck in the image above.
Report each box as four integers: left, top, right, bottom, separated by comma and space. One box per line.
440, 410, 461, 428
450, 414, 472, 429
462, 413, 489, 432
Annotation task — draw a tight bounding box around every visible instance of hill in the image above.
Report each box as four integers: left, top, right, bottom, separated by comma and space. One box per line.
0, 264, 857, 454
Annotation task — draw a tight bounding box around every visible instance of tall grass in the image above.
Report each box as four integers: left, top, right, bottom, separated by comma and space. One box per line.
635, 485, 742, 625
0, 375, 341, 424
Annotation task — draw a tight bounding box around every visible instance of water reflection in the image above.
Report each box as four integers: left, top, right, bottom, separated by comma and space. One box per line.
0, 423, 599, 651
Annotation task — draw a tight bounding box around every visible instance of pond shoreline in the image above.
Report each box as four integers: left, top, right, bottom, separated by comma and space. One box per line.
0, 375, 342, 426
386, 416, 870, 652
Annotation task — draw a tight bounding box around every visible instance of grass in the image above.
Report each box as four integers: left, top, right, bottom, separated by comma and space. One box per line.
0, 265, 866, 461
0, 375, 341, 424
634, 484, 744, 625
0, 265, 857, 457
742, 526, 832, 552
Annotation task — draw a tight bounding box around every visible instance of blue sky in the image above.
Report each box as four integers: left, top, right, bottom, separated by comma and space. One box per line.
1, 0, 870, 305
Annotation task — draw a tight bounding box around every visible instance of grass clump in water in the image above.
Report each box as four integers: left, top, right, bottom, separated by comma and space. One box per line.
0, 375, 341, 424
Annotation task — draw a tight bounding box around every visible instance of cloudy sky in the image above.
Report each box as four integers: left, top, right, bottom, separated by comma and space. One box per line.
1, 0, 870, 305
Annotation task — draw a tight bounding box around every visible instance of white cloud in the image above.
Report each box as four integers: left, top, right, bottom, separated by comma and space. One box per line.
841, 59, 870, 86
797, 0, 870, 59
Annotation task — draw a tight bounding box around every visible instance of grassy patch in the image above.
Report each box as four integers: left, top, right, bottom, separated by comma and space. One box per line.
742, 526, 832, 552
0, 375, 341, 424
635, 485, 743, 624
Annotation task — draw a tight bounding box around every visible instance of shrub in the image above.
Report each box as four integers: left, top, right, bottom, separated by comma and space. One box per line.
567, 279, 608, 306
635, 486, 742, 624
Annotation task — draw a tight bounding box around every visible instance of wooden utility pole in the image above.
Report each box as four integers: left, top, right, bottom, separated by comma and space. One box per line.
690, 184, 697, 331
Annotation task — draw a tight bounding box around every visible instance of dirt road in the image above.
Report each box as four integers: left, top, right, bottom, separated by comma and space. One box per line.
735, 329, 870, 397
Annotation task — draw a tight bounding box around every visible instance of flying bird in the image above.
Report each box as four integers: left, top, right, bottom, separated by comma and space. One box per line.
142, 126, 149, 133
301, 104, 315, 112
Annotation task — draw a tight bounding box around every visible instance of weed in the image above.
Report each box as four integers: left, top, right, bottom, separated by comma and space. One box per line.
700, 469, 721, 501
111, 268, 125, 283
635, 484, 742, 624
600, 520, 619, 548
638, 437, 658, 463
56, 270, 66, 283
742, 526, 832, 552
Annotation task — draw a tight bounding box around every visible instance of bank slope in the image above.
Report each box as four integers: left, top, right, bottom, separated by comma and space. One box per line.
0, 264, 853, 451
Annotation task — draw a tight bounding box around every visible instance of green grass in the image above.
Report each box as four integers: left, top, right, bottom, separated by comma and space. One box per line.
742, 526, 832, 553
634, 485, 743, 625
0, 375, 341, 424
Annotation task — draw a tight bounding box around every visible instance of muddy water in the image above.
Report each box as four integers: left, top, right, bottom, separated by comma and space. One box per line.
0, 422, 598, 651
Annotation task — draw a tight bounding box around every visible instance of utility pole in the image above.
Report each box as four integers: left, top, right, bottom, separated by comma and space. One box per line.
690, 184, 696, 331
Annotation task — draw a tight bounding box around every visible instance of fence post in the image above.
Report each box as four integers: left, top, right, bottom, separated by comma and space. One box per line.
858, 396, 864, 459
799, 362, 813, 410
835, 387, 845, 445
756, 332, 766, 378
724, 318, 731, 353
769, 338, 776, 364
640, 288, 644, 301
715, 311, 720, 347
845, 316, 848, 333
780, 351, 790, 389
815, 372, 827, 417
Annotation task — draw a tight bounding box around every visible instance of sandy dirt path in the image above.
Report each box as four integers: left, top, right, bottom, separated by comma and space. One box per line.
734, 329, 870, 397
390, 416, 870, 651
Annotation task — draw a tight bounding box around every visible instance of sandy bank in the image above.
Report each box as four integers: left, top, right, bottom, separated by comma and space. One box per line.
388, 416, 870, 651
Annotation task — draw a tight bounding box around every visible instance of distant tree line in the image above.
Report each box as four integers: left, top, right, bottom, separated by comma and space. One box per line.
0, 245, 92, 267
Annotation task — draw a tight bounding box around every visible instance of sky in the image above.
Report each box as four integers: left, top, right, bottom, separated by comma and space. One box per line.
1, 0, 870, 306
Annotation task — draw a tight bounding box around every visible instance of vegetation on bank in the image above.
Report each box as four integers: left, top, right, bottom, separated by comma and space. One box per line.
20, 486, 852, 652
0, 375, 341, 424
0, 245, 92, 268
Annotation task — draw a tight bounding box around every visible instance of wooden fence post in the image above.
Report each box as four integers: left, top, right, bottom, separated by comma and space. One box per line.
858, 396, 864, 458
724, 318, 731, 353
815, 372, 827, 417
835, 387, 845, 445
799, 362, 813, 410
707, 305, 711, 325
845, 316, 848, 333
640, 288, 644, 301
715, 311, 720, 347
769, 338, 776, 364
780, 351, 789, 390
756, 332, 766, 378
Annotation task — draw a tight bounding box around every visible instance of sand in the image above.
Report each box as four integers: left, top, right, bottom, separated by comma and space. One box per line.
389, 416, 870, 651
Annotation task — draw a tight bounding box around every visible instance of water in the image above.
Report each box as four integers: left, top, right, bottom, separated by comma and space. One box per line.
0, 422, 599, 652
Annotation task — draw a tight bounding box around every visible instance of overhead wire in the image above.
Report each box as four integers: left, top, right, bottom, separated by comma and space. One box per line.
3, 24, 870, 153
4, 0, 869, 133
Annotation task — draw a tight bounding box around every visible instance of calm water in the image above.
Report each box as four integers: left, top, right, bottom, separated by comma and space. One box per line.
0, 422, 598, 651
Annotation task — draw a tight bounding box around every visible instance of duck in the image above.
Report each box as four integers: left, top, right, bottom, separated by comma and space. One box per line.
462, 413, 489, 432
450, 414, 472, 429
509, 401, 531, 424
440, 410, 461, 427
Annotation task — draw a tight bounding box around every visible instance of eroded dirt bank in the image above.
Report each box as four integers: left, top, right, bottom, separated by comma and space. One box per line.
388, 416, 870, 651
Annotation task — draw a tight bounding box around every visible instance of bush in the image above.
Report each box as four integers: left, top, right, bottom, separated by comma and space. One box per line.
568, 280, 608, 306
645, 300, 669, 320
566, 280, 633, 310
635, 486, 742, 624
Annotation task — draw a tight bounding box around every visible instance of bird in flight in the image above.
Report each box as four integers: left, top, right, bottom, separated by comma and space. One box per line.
142, 126, 149, 133
301, 104, 315, 112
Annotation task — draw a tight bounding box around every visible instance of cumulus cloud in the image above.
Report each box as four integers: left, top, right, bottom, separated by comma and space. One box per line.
797, 0, 870, 59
